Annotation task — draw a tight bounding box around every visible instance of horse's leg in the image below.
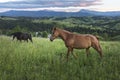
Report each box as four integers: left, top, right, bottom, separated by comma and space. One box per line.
29, 38, 33, 43
71, 48, 77, 59
13, 36, 15, 40
26, 39, 28, 42
86, 47, 90, 57
66, 47, 71, 61
92, 43, 103, 58
19, 39, 22, 42
98, 44, 103, 57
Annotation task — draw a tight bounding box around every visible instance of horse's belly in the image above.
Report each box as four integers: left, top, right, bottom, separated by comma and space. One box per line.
73, 45, 88, 49
73, 41, 91, 49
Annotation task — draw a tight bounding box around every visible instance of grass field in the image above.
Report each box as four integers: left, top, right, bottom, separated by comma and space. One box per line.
0, 36, 120, 80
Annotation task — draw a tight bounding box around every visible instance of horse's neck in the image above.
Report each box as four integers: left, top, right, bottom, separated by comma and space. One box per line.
59, 30, 70, 41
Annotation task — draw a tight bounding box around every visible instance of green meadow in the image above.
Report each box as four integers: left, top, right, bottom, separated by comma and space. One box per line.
0, 36, 120, 80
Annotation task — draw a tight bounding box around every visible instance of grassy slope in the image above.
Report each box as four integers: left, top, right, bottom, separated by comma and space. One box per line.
0, 36, 120, 80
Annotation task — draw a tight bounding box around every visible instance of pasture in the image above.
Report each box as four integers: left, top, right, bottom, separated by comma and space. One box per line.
0, 36, 120, 80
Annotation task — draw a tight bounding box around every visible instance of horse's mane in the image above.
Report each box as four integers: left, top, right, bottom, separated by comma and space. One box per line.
58, 28, 72, 34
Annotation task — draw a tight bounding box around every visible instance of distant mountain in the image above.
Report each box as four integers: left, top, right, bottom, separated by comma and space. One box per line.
80, 9, 120, 16
0, 9, 120, 17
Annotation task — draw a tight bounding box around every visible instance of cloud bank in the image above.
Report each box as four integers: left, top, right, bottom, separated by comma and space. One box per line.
0, 0, 102, 12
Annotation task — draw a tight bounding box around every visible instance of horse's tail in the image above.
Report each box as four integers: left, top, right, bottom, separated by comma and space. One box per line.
29, 34, 33, 42
95, 36, 99, 40
29, 34, 32, 38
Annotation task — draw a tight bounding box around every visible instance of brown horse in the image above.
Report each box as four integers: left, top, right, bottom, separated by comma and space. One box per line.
50, 27, 102, 61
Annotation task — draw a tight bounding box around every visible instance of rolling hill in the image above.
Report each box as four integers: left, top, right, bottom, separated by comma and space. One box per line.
0, 9, 120, 17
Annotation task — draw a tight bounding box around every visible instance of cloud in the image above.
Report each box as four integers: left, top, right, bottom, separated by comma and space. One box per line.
0, 0, 102, 12
0, 0, 102, 8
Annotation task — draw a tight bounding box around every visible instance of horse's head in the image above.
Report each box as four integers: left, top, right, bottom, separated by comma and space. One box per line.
50, 27, 59, 41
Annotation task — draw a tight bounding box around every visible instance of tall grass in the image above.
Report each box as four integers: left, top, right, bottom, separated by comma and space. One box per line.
0, 36, 120, 80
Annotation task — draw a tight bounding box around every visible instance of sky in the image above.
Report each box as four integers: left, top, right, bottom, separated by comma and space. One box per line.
0, 0, 120, 12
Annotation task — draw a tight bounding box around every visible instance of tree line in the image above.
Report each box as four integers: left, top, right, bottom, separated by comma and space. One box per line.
0, 16, 120, 40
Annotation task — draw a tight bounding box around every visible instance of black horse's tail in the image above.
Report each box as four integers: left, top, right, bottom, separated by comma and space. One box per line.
29, 34, 33, 43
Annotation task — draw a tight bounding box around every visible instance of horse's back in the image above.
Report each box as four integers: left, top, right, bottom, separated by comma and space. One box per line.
86, 34, 99, 43
11, 32, 22, 36
70, 34, 98, 49
74, 34, 91, 48
65, 34, 90, 48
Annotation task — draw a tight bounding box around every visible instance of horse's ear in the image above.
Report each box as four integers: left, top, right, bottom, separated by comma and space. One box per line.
53, 27, 57, 30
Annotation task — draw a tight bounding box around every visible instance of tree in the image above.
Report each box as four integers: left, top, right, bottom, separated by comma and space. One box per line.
12, 25, 21, 32
41, 31, 48, 38
11, 25, 28, 33
103, 33, 109, 41
0, 29, 2, 35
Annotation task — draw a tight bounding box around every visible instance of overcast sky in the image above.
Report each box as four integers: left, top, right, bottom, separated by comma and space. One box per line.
0, 0, 120, 12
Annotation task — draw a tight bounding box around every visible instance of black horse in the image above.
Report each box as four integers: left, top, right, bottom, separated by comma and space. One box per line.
11, 32, 33, 42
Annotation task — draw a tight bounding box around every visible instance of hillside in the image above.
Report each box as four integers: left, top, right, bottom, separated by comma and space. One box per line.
0, 16, 120, 40
0, 9, 120, 17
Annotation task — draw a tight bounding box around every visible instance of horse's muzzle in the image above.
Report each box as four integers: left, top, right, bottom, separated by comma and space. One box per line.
50, 36, 53, 42
50, 38, 53, 42
50, 40, 53, 42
